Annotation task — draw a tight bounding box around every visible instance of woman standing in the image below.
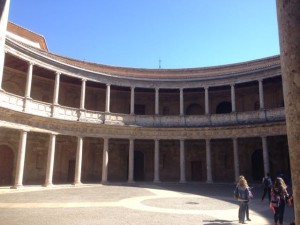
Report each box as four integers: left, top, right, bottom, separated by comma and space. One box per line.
270, 177, 290, 225
236, 177, 250, 224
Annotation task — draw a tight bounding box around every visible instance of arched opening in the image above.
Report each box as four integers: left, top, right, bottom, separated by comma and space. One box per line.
186, 103, 203, 115
0, 145, 14, 186
134, 151, 144, 181
251, 149, 264, 181
216, 101, 232, 114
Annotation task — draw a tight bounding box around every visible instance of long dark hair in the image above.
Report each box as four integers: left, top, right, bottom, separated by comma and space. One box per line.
273, 177, 287, 192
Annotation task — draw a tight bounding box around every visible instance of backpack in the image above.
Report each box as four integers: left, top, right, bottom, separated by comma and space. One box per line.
234, 187, 239, 199
271, 191, 281, 207
263, 177, 271, 187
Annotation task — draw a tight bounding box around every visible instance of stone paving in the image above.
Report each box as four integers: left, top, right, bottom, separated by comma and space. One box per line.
0, 183, 295, 225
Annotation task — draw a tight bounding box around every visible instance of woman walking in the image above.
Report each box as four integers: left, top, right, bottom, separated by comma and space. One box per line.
235, 177, 250, 224
270, 177, 290, 225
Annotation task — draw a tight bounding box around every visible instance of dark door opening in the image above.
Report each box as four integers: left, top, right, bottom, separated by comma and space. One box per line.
67, 160, 75, 183
134, 151, 144, 181
191, 161, 202, 181
0, 145, 14, 186
252, 149, 264, 181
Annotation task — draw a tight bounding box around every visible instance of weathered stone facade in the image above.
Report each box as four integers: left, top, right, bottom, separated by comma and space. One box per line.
0, 21, 291, 190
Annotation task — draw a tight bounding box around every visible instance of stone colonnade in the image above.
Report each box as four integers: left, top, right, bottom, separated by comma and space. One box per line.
11, 130, 271, 188
0, 59, 270, 116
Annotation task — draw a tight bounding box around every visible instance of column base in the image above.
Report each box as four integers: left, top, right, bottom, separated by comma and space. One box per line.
43, 183, 54, 188
10, 185, 24, 189
153, 179, 160, 183
72, 182, 82, 186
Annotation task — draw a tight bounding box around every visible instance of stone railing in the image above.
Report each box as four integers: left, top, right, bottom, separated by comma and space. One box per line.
0, 91, 285, 127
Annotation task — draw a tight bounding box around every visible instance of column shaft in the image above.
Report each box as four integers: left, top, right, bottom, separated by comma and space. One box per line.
205, 87, 209, 114
179, 139, 186, 183
128, 139, 134, 183
102, 138, 109, 183
206, 139, 212, 183
0, 0, 11, 90
258, 80, 265, 110
80, 79, 86, 109
277, 2, 300, 222
180, 88, 184, 116
74, 136, 83, 185
231, 84, 236, 112
130, 87, 135, 115
154, 139, 160, 182
155, 88, 159, 115
13, 130, 27, 188
44, 134, 56, 187
105, 84, 111, 113
25, 62, 33, 98
53, 72, 60, 105
233, 138, 239, 182
262, 136, 270, 176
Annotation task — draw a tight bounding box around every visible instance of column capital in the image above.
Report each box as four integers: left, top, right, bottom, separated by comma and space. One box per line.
106, 83, 111, 87
230, 83, 235, 87
27, 61, 34, 66
55, 71, 61, 76
81, 78, 87, 82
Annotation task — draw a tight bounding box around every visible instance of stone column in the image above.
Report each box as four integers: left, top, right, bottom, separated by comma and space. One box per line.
80, 79, 86, 110
231, 84, 236, 112
154, 139, 160, 182
180, 88, 184, 116
179, 139, 186, 183
0, 0, 11, 90
205, 86, 210, 115
155, 88, 159, 115
25, 62, 33, 98
102, 138, 109, 183
44, 133, 56, 187
128, 138, 134, 183
130, 87, 135, 115
206, 139, 212, 183
258, 79, 265, 110
13, 130, 27, 188
74, 136, 83, 185
105, 84, 111, 113
53, 72, 60, 105
277, 1, 300, 222
233, 138, 239, 182
261, 136, 270, 176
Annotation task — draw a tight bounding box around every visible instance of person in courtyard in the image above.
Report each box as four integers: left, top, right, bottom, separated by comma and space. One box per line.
261, 172, 272, 202
270, 177, 290, 225
234, 176, 250, 224
235, 176, 252, 222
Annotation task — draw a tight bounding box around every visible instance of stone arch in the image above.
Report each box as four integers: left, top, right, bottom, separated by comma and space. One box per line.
216, 101, 231, 114
185, 103, 203, 115
251, 149, 264, 181
0, 144, 14, 186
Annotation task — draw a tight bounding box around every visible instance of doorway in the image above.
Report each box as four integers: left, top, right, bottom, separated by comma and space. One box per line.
134, 151, 144, 181
67, 160, 75, 183
191, 161, 202, 181
0, 145, 14, 186
252, 149, 264, 181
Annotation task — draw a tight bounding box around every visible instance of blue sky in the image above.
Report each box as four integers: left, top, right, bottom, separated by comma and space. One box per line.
8, 1, 279, 69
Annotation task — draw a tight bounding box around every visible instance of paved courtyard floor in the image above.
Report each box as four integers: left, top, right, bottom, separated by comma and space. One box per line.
0, 183, 295, 225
